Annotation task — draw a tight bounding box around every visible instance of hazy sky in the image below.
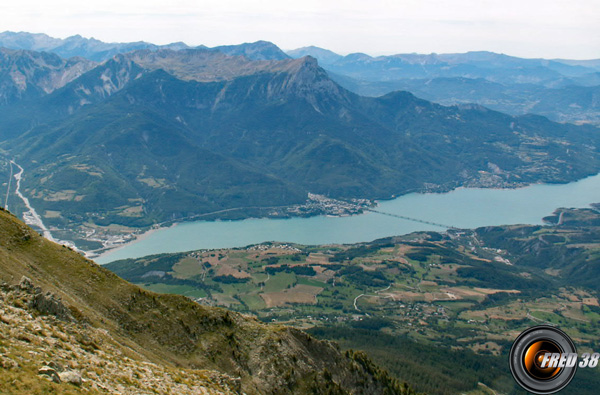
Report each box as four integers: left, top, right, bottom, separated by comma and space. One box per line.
2, 0, 599, 59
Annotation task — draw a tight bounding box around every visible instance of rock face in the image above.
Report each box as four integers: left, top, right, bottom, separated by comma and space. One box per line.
18, 276, 37, 292
30, 291, 74, 322
1, 272, 239, 394
18, 276, 75, 322
0, 47, 95, 104
0, 208, 412, 394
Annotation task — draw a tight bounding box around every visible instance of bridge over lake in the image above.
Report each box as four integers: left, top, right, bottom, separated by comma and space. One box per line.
365, 208, 459, 230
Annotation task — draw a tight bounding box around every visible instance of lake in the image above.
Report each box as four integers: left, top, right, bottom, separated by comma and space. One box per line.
96, 174, 600, 264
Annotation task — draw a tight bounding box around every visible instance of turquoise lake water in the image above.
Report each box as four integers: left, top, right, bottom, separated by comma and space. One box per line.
96, 174, 600, 264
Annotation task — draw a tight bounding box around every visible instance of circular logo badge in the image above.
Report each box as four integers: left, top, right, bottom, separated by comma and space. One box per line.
509, 325, 578, 394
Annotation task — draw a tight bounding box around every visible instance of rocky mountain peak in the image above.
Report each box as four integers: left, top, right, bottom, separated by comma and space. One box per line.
274, 56, 347, 101
212, 40, 291, 60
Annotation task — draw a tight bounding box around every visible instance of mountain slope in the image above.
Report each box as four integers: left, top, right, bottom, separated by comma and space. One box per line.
0, 206, 413, 394
0, 53, 144, 141
0, 47, 95, 105
2, 48, 599, 247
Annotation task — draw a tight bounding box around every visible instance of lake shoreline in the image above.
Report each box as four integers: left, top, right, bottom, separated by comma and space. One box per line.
93, 172, 600, 265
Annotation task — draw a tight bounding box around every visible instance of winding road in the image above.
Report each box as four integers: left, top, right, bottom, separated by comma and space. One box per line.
354, 283, 396, 311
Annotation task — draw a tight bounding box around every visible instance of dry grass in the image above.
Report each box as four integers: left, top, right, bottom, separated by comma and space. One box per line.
261, 284, 323, 308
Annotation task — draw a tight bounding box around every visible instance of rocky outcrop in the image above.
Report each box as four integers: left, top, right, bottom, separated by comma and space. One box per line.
30, 291, 75, 322
58, 370, 83, 386
0, 279, 238, 394
38, 365, 61, 383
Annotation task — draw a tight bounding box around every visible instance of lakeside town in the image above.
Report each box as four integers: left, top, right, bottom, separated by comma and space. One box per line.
71, 193, 375, 259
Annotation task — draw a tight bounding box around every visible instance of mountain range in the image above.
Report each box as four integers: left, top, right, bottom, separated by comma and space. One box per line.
2, 32, 598, 124
287, 48, 600, 83
0, 31, 289, 62
0, 31, 189, 61
0, 32, 599, 251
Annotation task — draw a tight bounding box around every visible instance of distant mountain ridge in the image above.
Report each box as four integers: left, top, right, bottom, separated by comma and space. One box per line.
3, 31, 598, 75
0, 31, 291, 62
330, 74, 600, 124
0, 31, 189, 61
286, 46, 600, 125
213, 40, 291, 60
287, 46, 343, 65
287, 47, 600, 79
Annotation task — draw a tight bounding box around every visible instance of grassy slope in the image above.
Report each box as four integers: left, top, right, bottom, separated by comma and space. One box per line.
0, 207, 413, 394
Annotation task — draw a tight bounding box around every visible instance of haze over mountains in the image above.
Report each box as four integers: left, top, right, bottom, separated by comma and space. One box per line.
2, 31, 598, 123
0, 31, 191, 61
288, 46, 600, 125
0, 31, 289, 62
0, 32, 599, 251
